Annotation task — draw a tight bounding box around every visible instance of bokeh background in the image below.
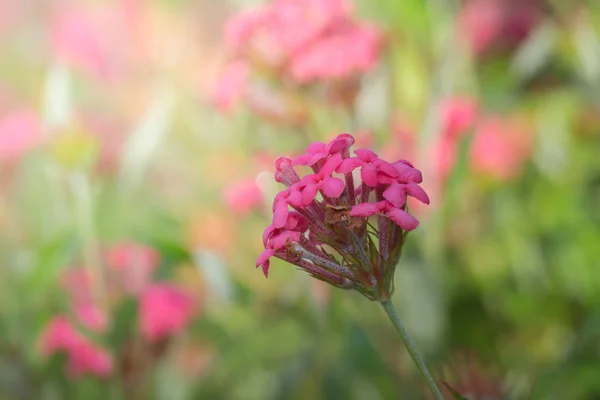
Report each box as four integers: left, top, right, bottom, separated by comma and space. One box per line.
1, 0, 599, 399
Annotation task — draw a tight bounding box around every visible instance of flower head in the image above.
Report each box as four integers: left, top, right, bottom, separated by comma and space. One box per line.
257, 133, 429, 301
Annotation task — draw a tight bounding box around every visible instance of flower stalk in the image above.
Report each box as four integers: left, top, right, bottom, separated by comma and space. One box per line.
381, 300, 444, 400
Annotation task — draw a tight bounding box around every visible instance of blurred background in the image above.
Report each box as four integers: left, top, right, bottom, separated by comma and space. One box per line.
0, 0, 599, 399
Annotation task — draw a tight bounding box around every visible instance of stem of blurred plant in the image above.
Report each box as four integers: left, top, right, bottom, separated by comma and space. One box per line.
380, 300, 444, 400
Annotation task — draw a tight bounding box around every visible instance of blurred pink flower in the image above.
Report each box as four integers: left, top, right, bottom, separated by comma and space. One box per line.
74, 302, 108, 333
470, 116, 532, 180
459, 0, 540, 54
439, 97, 478, 139
289, 23, 381, 83
212, 61, 249, 113
139, 284, 195, 343
0, 109, 41, 160
66, 340, 113, 379
39, 316, 83, 356
51, 4, 132, 80
223, 178, 264, 216
106, 242, 160, 295
38, 315, 113, 378
218, 0, 380, 92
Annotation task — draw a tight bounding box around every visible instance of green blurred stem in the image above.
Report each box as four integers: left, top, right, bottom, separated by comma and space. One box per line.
380, 300, 443, 400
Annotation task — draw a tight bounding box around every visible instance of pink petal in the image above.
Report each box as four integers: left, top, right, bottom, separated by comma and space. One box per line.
262, 224, 276, 246
350, 202, 380, 217
336, 157, 363, 173
256, 249, 275, 269
319, 153, 343, 177
354, 148, 378, 162
386, 207, 419, 231
405, 182, 430, 204
301, 183, 320, 205
361, 163, 378, 186
322, 177, 345, 198
326, 133, 354, 154
269, 231, 301, 249
375, 159, 398, 178
393, 161, 423, 183
273, 198, 289, 228
293, 153, 314, 166
382, 183, 407, 208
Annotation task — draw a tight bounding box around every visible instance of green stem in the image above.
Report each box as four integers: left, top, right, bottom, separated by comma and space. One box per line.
380, 300, 444, 400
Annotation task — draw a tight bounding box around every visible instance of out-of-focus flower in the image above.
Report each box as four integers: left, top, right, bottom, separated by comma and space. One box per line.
51, 4, 132, 80
439, 97, 478, 140
139, 284, 196, 343
215, 0, 382, 116
0, 109, 41, 161
212, 60, 249, 113
257, 133, 428, 301
74, 302, 108, 333
459, 0, 542, 55
38, 316, 113, 379
223, 178, 264, 216
470, 116, 532, 181
106, 242, 160, 295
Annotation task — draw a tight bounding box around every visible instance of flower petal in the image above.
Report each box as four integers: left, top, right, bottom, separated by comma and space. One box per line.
256, 249, 275, 277
322, 177, 345, 198
336, 157, 362, 173
354, 148, 378, 162
382, 183, 407, 208
273, 198, 289, 228
405, 182, 430, 204
326, 133, 354, 154
262, 224, 276, 246
350, 202, 380, 217
319, 153, 343, 177
300, 183, 320, 205
361, 163, 378, 186
386, 207, 419, 231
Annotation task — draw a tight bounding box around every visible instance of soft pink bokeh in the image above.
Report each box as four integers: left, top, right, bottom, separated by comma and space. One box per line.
139, 284, 196, 343
0, 109, 41, 161
470, 116, 532, 181
223, 178, 264, 216
212, 61, 249, 113
39, 316, 113, 379
106, 242, 161, 295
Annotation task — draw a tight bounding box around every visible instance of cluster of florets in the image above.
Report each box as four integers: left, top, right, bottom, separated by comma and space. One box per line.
256, 133, 429, 301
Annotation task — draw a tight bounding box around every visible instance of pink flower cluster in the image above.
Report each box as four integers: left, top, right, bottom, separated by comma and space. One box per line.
39, 242, 197, 378
39, 316, 112, 378
214, 0, 382, 112
257, 133, 429, 300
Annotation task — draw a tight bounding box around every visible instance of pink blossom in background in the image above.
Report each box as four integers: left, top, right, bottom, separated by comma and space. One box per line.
106, 242, 160, 295
38, 315, 113, 378
74, 302, 108, 333
289, 23, 381, 83
470, 116, 532, 181
39, 316, 83, 356
66, 341, 113, 378
212, 61, 249, 113
218, 0, 380, 92
459, 0, 541, 54
223, 178, 264, 216
0, 109, 41, 160
139, 284, 196, 343
51, 4, 132, 80
439, 97, 478, 139
61, 268, 93, 303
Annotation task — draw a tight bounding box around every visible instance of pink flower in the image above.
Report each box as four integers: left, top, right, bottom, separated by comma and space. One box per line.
74, 302, 108, 333
439, 97, 478, 139
38, 315, 113, 379
257, 133, 429, 300
0, 109, 41, 160
223, 178, 264, 216
106, 242, 160, 295
139, 284, 196, 343
289, 23, 381, 83
470, 116, 532, 181
66, 341, 113, 378
39, 316, 83, 356
212, 61, 249, 113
